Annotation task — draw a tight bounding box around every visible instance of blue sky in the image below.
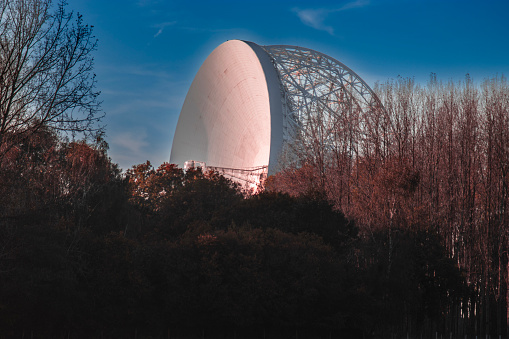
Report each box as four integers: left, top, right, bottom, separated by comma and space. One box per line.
69, 0, 509, 170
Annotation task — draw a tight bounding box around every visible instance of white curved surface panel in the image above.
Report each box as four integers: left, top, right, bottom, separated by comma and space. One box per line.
170, 40, 283, 173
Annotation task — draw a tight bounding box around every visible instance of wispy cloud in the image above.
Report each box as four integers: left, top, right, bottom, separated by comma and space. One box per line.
153, 21, 177, 38
294, 0, 369, 35
111, 129, 149, 156
112, 65, 173, 79
295, 8, 335, 35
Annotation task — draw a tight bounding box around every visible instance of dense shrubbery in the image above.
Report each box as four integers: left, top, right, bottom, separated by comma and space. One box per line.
0, 131, 465, 338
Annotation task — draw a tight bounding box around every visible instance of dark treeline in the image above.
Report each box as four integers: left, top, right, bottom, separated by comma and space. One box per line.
0, 0, 496, 337
269, 75, 509, 337
0, 128, 464, 338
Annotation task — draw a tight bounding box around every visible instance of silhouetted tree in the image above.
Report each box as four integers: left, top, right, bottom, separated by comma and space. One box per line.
0, 0, 102, 158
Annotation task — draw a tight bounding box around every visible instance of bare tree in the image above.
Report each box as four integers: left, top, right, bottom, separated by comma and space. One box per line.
269, 73, 509, 336
0, 0, 102, 155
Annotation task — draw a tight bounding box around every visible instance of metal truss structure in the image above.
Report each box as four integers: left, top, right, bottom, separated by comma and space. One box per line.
262, 45, 383, 162
184, 160, 267, 192
206, 165, 268, 191
172, 41, 383, 191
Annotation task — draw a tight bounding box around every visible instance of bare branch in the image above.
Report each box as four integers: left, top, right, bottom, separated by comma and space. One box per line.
0, 0, 102, 156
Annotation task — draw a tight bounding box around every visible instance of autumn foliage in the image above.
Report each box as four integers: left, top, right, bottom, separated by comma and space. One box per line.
2, 74, 509, 338
268, 75, 509, 337
0, 127, 464, 338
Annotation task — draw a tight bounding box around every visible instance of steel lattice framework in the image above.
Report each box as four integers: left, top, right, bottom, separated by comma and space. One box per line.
171, 40, 384, 190
262, 45, 383, 161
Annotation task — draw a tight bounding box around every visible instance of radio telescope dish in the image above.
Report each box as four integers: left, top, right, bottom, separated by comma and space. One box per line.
170, 40, 382, 189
